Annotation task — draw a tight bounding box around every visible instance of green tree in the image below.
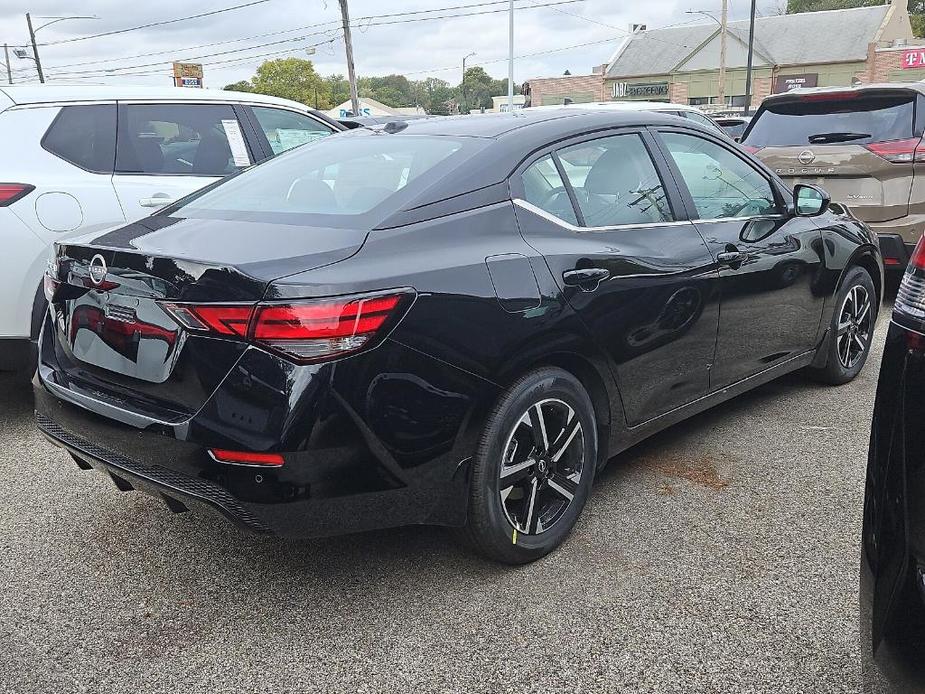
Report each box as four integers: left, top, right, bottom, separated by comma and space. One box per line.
418, 77, 456, 115
358, 74, 417, 107
325, 74, 352, 107
223, 80, 253, 92
461, 66, 493, 111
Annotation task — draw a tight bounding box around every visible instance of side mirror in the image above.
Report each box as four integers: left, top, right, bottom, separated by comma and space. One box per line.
794, 184, 830, 217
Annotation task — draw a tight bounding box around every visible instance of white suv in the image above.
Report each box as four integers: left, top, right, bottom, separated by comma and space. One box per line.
0, 85, 341, 370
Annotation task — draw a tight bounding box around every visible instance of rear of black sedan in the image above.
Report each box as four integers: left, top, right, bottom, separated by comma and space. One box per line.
862, 235, 925, 692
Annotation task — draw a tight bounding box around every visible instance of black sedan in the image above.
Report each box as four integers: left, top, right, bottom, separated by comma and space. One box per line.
36, 109, 883, 563
861, 238, 925, 692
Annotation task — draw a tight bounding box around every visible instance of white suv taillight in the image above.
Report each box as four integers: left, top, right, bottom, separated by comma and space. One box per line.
0, 183, 34, 206
895, 235, 925, 319
161, 290, 414, 364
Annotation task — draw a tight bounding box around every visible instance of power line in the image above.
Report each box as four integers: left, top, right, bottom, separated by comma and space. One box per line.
35, 0, 584, 80
36, 0, 273, 47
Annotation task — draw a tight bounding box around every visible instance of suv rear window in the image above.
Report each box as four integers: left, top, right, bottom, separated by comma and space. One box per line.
42, 104, 117, 173
742, 92, 916, 147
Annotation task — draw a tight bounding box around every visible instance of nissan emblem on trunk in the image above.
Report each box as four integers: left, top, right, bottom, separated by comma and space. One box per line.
798, 150, 816, 165
88, 254, 108, 286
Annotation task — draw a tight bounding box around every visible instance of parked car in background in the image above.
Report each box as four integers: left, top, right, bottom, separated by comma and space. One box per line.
529, 100, 729, 137
741, 84, 925, 271
713, 115, 751, 141
36, 109, 882, 564
861, 234, 925, 693
0, 85, 342, 371
338, 114, 435, 129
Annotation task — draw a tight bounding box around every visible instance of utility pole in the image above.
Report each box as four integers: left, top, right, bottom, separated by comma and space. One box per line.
337, 0, 360, 116
507, 0, 514, 112
26, 13, 44, 84
718, 0, 727, 107
743, 0, 757, 115
3, 45, 12, 85
461, 52, 475, 114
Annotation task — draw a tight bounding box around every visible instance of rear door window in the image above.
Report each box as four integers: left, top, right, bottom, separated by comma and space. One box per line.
742, 93, 916, 147
115, 103, 253, 176
42, 104, 117, 173
250, 106, 334, 155
557, 133, 674, 227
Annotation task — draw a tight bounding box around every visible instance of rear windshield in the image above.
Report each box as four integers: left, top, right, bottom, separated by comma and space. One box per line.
173, 132, 481, 227
742, 93, 916, 147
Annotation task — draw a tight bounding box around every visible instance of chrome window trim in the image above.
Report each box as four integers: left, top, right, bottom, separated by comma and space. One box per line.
695, 214, 789, 223
513, 198, 692, 232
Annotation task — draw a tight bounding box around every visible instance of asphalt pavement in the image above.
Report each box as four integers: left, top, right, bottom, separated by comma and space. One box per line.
0, 321, 886, 693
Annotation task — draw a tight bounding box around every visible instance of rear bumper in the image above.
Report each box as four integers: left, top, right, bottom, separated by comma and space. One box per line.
867, 214, 925, 268
873, 232, 914, 271
34, 316, 494, 537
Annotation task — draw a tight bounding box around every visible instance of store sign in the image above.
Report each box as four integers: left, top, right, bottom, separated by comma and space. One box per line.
901, 48, 925, 69
612, 81, 669, 99
172, 62, 203, 88
773, 74, 818, 93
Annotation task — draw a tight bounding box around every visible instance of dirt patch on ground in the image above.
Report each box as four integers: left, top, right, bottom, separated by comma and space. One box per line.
643, 453, 730, 491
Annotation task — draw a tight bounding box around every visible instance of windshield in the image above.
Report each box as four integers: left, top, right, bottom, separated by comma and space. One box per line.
173, 132, 480, 227
742, 93, 916, 147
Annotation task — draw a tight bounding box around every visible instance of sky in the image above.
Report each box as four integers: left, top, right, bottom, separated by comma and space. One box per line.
0, 0, 782, 89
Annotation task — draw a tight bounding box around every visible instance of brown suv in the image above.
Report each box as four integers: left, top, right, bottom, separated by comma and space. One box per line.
741, 84, 925, 270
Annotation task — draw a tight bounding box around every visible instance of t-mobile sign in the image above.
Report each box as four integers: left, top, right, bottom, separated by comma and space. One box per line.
901, 48, 925, 69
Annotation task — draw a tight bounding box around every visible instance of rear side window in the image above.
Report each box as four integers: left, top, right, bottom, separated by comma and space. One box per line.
115, 103, 251, 176
743, 93, 915, 147
521, 154, 578, 225
251, 107, 333, 155
557, 134, 674, 227
42, 104, 117, 173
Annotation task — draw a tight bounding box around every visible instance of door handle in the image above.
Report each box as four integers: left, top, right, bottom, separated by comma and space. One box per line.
139, 195, 176, 208
562, 267, 610, 291
716, 250, 747, 265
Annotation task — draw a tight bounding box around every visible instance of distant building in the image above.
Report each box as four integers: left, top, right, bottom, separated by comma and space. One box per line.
524, 0, 924, 112
487, 94, 526, 112
326, 97, 426, 120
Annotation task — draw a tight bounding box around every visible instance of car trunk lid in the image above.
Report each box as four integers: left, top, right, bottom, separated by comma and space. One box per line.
48, 215, 367, 410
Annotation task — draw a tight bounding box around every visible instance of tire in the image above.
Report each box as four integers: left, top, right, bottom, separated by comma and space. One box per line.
458, 367, 597, 564
810, 265, 878, 385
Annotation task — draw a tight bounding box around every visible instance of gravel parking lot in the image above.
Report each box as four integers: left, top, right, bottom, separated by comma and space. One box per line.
0, 320, 886, 693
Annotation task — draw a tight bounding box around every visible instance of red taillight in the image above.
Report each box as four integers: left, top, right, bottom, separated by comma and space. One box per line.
800, 91, 859, 102
161, 291, 411, 363
864, 138, 925, 164
162, 303, 253, 337
0, 183, 34, 206
909, 234, 925, 270
896, 234, 925, 320
209, 449, 284, 467
252, 294, 405, 362
740, 144, 761, 154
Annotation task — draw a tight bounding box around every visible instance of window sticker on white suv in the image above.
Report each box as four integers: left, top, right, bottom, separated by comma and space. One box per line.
276, 129, 329, 152
221, 119, 251, 167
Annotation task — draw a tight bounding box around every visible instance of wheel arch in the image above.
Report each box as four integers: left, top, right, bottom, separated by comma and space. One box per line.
848, 246, 884, 307
498, 350, 618, 470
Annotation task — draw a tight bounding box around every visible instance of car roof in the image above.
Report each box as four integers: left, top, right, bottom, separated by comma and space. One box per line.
354, 108, 717, 226
0, 84, 316, 110
529, 101, 704, 114
763, 82, 925, 104
389, 107, 689, 139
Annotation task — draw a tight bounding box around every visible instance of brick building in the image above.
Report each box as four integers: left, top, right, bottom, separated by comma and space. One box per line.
523, 0, 925, 112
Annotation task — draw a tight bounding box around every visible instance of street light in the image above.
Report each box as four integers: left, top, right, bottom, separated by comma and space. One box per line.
24, 13, 98, 83
461, 51, 476, 114
686, 2, 728, 108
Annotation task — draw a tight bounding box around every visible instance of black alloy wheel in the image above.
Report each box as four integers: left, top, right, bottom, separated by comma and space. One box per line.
811, 265, 878, 385
460, 367, 597, 564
